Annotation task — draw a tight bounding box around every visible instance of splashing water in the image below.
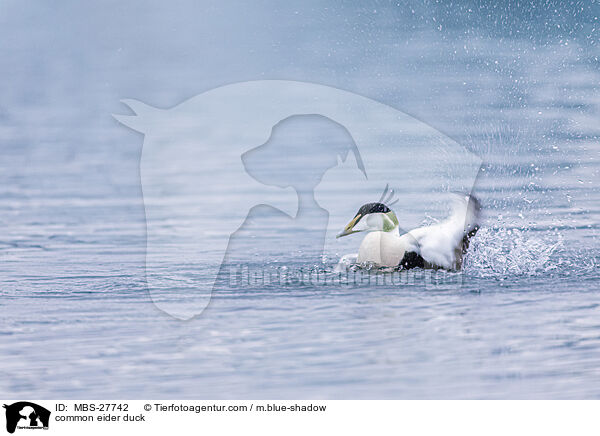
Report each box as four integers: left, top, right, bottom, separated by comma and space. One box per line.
464, 226, 565, 278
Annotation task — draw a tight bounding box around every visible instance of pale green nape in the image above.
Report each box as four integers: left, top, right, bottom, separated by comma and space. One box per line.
383, 211, 399, 232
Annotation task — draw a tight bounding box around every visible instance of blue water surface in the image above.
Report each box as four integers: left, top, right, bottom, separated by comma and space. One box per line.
0, 1, 599, 398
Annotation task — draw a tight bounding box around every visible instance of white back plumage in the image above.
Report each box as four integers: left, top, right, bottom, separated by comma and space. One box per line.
401, 194, 481, 269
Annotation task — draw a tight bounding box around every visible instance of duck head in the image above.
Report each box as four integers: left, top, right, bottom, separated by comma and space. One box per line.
336, 202, 399, 238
